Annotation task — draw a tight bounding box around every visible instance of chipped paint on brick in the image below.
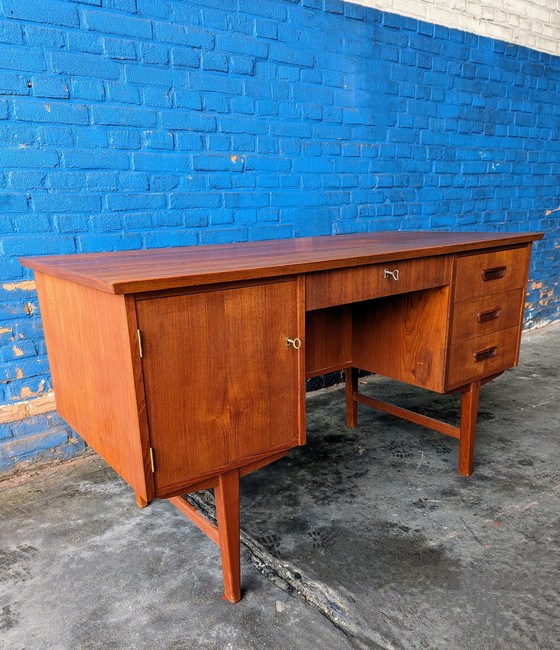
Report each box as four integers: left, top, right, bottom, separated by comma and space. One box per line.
12, 346, 24, 357
0, 327, 13, 336
2, 280, 36, 292
24, 303, 37, 315
0, 392, 56, 424
13, 380, 47, 401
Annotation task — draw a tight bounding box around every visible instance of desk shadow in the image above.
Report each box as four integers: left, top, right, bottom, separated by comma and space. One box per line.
233, 365, 560, 650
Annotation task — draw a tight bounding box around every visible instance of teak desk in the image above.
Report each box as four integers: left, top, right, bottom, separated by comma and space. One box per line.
21, 231, 543, 602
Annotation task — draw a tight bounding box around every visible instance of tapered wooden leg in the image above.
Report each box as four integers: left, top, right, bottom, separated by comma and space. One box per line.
214, 469, 241, 603
458, 380, 481, 477
135, 493, 148, 508
345, 367, 358, 428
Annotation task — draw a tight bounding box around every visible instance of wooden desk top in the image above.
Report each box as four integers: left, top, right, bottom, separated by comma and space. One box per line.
20, 231, 543, 295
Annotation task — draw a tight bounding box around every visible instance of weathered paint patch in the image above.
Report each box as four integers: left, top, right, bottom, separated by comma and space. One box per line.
13, 380, 47, 401
12, 346, 24, 358
23, 303, 37, 315
2, 281, 36, 292
0, 392, 56, 424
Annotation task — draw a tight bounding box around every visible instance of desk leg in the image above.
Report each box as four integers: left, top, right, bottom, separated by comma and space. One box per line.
215, 468, 241, 603
458, 380, 481, 477
135, 493, 148, 508
345, 367, 358, 428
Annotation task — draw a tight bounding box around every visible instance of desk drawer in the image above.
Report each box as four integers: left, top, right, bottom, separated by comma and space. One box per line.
453, 246, 530, 302
446, 326, 520, 388
450, 288, 525, 343
306, 255, 451, 311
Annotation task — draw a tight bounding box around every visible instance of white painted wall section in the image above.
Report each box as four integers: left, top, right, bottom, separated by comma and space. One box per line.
349, 0, 560, 56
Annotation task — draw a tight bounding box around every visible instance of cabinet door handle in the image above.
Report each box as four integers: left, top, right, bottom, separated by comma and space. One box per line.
482, 266, 506, 282
477, 307, 502, 323
286, 337, 302, 349
474, 346, 497, 362
384, 269, 399, 281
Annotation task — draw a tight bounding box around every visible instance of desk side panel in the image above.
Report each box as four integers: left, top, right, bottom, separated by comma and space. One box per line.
352, 287, 451, 393
35, 271, 150, 499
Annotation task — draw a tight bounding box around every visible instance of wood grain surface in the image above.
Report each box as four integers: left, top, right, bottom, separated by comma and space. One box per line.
135, 278, 305, 494
34, 271, 150, 500
20, 231, 542, 295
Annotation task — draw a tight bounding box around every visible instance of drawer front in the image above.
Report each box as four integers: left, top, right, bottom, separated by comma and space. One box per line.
453, 246, 530, 302
450, 288, 525, 343
446, 326, 520, 388
306, 255, 451, 311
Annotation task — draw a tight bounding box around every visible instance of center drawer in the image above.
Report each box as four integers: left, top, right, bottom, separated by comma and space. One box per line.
306, 255, 451, 311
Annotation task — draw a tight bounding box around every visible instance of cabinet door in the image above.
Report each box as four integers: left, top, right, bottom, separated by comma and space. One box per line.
136, 279, 305, 496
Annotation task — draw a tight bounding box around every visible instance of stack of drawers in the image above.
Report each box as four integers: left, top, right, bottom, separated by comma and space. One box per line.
446, 245, 531, 390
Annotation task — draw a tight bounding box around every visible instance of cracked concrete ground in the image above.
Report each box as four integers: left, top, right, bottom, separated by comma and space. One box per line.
1, 322, 559, 650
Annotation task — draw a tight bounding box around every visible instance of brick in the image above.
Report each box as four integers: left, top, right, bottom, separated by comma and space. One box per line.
63, 150, 129, 170
0, 46, 46, 72
189, 72, 243, 96
32, 192, 101, 213
143, 130, 173, 150
0, 149, 59, 169
107, 193, 166, 211
141, 87, 173, 108
71, 79, 105, 101
161, 111, 215, 132
103, 38, 137, 61
84, 10, 152, 39
91, 106, 157, 127
171, 47, 200, 68
50, 51, 121, 80
0, 19, 23, 44
66, 31, 103, 55
3, 235, 75, 257
143, 230, 198, 248
140, 43, 168, 65
216, 33, 268, 59
31, 75, 70, 99
77, 233, 142, 253
230, 56, 254, 76
269, 42, 314, 67
170, 193, 222, 209
3, 0, 78, 28
202, 52, 228, 73
125, 64, 174, 86
155, 22, 214, 49
0, 71, 27, 95
193, 155, 245, 172
0, 193, 27, 212
13, 99, 88, 125
133, 153, 189, 172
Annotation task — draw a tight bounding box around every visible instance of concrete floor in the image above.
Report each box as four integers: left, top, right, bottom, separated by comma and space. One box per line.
1, 322, 559, 650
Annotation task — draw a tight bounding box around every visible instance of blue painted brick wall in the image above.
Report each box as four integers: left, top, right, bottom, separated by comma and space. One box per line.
0, 0, 558, 471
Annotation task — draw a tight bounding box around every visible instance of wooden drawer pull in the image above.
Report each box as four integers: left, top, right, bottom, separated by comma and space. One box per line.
474, 346, 497, 362
482, 266, 507, 282
477, 306, 502, 323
